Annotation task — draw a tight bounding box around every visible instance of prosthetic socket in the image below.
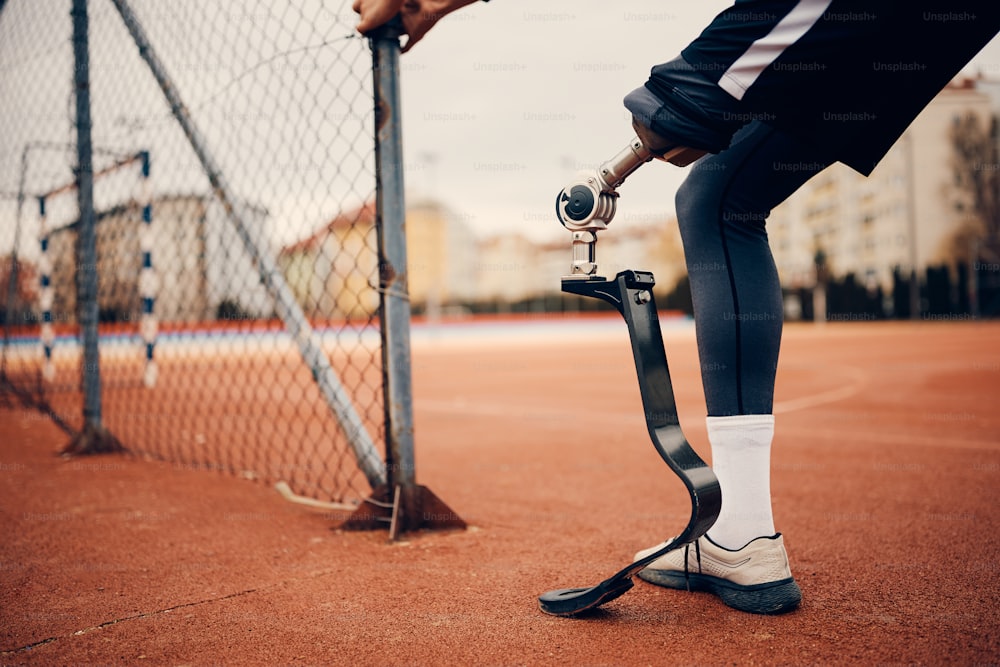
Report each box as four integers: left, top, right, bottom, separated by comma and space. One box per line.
556, 136, 700, 279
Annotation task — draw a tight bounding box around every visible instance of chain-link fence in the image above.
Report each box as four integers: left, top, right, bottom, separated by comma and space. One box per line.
1, 0, 393, 507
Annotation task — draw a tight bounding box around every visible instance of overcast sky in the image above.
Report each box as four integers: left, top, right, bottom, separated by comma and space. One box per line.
394, 0, 1000, 244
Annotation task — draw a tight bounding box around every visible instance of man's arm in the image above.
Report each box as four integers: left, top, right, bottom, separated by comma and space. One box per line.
353, 0, 483, 52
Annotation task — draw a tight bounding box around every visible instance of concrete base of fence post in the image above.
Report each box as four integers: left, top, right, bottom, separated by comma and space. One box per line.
342, 483, 466, 539
61, 423, 126, 456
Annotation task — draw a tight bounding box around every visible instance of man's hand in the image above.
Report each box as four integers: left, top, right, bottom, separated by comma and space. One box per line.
353, 0, 480, 53
352, 0, 405, 35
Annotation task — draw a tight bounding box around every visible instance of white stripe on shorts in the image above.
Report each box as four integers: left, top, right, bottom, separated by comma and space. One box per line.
718, 0, 833, 100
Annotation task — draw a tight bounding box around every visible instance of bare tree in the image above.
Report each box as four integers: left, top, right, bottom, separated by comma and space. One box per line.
1, 254, 38, 326
948, 111, 1000, 315
949, 111, 1000, 260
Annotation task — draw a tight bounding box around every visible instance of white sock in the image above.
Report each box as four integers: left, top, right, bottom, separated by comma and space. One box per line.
705, 414, 776, 550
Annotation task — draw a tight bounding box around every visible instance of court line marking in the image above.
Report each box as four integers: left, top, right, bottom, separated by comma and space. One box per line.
779, 426, 999, 452
420, 364, 870, 422
773, 365, 868, 415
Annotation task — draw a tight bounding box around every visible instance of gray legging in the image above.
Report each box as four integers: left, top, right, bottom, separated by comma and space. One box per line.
676, 121, 830, 416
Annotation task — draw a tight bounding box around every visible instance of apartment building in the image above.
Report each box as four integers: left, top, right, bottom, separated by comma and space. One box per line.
768, 78, 996, 292
46, 194, 271, 323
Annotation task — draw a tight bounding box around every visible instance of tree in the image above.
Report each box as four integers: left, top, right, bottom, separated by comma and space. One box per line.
0, 254, 38, 327
948, 110, 1000, 315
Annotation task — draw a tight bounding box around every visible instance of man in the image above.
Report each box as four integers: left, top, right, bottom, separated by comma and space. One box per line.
353, 0, 1000, 614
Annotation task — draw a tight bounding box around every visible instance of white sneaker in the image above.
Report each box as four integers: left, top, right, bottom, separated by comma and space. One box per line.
635, 534, 801, 614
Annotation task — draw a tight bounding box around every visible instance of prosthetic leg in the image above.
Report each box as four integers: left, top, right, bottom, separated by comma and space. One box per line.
538, 137, 722, 616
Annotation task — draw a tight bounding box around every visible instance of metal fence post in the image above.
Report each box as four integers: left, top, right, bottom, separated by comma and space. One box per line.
344, 18, 464, 538
372, 20, 415, 492
64, 0, 122, 455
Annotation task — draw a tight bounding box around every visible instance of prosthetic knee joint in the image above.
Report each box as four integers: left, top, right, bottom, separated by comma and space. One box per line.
556, 134, 703, 280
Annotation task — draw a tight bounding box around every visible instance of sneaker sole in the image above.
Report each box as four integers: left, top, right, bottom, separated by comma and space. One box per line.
637, 569, 802, 615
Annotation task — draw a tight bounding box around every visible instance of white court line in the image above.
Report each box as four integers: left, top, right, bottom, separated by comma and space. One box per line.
780, 425, 999, 452
410, 316, 693, 350
419, 363, 870, 425
773, 365, 869, 415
